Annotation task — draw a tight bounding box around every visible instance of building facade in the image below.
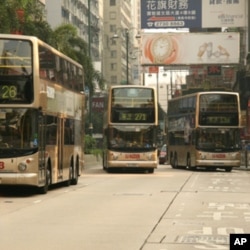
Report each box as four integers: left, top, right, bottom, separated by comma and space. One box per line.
103, 0, 141, 86
46, 0, 101, 62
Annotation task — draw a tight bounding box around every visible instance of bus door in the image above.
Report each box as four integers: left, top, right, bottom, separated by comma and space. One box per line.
57, 116, 64, 180
38, 113, 46, 183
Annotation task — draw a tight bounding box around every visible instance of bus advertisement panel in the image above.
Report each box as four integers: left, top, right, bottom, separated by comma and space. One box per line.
0, 34, 85, 193
167, 91, 241, 172
103, 86, 158, 173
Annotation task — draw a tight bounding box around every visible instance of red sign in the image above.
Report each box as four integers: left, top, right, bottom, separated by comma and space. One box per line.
0, 162, 4, 169
212, 154, 226, 159
125, 154, 140, 159
148, 66, 159, 73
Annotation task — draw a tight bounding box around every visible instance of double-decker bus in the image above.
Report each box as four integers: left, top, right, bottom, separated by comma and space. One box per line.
167, 91, 241, 172
0, 34, 85, 193
102, 86, 158, 173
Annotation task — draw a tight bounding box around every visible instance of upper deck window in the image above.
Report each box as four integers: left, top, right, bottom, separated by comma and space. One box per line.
0, 39, 33, 103
112, 88, 154, 108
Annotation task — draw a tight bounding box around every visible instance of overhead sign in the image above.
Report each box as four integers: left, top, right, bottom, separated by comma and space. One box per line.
141, 32, 240, 65
141, 0, 202, 29
140, 0, 246, 29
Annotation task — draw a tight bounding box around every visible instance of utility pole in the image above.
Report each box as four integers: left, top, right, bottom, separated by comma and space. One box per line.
88, 0, 93, 135
125, 29, 129, 85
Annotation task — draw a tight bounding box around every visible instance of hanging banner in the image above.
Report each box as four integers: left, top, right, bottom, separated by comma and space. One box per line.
141, 32, 240, 65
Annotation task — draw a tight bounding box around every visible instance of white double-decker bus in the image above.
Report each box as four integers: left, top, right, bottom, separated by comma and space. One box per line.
102, 85, 158, 173
167, 91, 241, 172
0, 34, 85, 193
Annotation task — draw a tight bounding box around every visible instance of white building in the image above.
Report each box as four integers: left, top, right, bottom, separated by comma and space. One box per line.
46, 0, 102, 62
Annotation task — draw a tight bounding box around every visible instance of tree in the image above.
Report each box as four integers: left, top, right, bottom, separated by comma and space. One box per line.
0, 1, 105, 99
52, 24, 104, 92
0, 0, 47, 36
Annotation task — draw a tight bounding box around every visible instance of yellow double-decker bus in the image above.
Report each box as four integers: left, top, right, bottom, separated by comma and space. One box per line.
103, 86, 158, 173
167, 91, 241, 172
0, 34, 85, 193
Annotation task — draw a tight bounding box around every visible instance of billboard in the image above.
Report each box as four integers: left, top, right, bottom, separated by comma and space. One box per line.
202, 0, 246, 28
141, 0, 201, 29
141, 32, 240, 65
140, 0, 246, 29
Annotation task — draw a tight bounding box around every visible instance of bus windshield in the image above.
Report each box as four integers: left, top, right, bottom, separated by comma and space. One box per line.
107, 125, 156, 151
0, 39, 33, 103
196, 128, 241, 152
0, 108, 38, 155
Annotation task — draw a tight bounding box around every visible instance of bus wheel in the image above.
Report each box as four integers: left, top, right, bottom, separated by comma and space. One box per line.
147, 168, 154, 173
187, 156, 197, 170
186, 156, 197, 171
71, 161, 79, 185
173, 156, 178, 169
225, 167, 232, 172
102, 152, 107, 171
65, 165, 73, 186
170, 155, 174, 168
38, 167, 51, 194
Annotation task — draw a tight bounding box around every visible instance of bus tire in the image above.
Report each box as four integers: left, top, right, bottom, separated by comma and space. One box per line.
170, 154, 174, 168
102, 152, 107, 170
38, 167, 51, 194
225, 167, 232, 172
148, 168, 154, 173
65, 162, 73, 186
173, 155, 178, 169
186, 156, 191, 169
71, 159, 79, 185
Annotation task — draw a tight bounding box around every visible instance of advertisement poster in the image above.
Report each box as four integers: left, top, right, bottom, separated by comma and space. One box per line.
140, 0, 246, 29
141, 32, 240, 65
141, 0, 201, 29
202, 0, 246, 28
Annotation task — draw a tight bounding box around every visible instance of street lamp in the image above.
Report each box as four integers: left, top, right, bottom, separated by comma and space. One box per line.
112, 28, 141, 85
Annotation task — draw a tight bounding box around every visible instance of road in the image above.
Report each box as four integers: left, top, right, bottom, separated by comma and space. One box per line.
0, 157, 250, 250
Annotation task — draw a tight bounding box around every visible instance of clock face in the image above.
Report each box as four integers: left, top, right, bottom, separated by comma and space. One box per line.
150, 36, 174, 63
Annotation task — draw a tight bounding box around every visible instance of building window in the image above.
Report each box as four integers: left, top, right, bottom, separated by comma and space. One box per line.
110, 25, 116, 33
111, 75, 117, 84
111, 63, 117, 71
110, 39, 117, 46
111, 50, 117, 58
110, 0, 116, 6
110, 12, 116, 19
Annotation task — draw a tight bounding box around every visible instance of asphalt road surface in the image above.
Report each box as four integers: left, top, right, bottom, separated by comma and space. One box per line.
0, 158, 250, 250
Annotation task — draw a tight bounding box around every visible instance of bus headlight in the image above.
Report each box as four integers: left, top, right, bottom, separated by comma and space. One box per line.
111, 153, 119, 160
147, 153, 152, 160
18, 162, 27, 172
199, 153, 206, 160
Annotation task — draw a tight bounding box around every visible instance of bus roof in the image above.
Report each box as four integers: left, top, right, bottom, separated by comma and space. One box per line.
0, 33, 83, 68
168, 91, 239, 101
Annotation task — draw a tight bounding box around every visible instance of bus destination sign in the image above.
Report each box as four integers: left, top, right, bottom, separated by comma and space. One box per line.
119, 112, 148, 122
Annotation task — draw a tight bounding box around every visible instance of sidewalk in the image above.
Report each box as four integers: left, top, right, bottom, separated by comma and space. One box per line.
239, 165, 250, 171
84, 154, 101, 169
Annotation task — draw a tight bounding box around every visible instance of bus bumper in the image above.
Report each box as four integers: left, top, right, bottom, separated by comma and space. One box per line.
0, 173, 38, 186
195, 160, 241, 168
107, 160, 158, 169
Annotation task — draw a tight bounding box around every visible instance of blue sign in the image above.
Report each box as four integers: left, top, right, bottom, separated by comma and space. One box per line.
141, 0, 202, 29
